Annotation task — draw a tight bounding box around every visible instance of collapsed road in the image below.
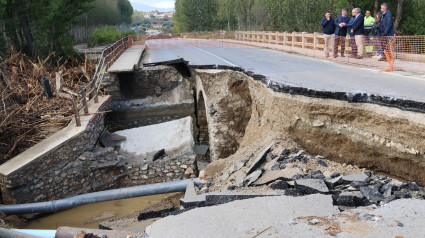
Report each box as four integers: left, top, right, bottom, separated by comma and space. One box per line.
3, 38, 425, 237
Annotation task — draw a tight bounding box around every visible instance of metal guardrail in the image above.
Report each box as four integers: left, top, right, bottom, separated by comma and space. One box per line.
73, 36, 133, 126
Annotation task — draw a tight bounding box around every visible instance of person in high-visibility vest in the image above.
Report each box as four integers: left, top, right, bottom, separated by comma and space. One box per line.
363, 10, 375, 57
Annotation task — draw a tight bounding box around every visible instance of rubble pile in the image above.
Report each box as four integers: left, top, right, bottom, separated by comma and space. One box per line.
195, 146, 425, 210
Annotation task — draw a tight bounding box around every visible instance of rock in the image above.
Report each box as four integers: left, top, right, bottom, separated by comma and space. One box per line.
271, 163, 280, 171
153, 149, 166, 161
220, 173, 230, 181
79, 156, 86, 161
350, 180, 369, 189
383, 195, 396, 204
330, 172, 341, 178
269, 180, 289, 190
293, 150, 305, 158
295, 179, 329, 194
99, 132, 115, 148
380, 183, 396, 197
394, 189, 412, 199
311, 170, 325, 180
360, 187, 385, 203
141, 164, 149, 171
253, 168, 302, 185
408, 182, 420, 191
317, 160, 328, 167
299, 157, 309, 164
185, 168, 194, 175
341, 173, 369, 183
278, 149, 290, 161
418, 188, 425, 199
246, 145, 272, 175
245, 169, 264, 186
228, 160, 248, 174
236, 173, 244, 187
227, 185, 236, 190
333, 191, 366, 207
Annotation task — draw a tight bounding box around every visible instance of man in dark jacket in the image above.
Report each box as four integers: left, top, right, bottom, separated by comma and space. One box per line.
321, 11, 336, 57
350, 8, 365, 59
333, 9, 349, 58
379, 3, 395, 61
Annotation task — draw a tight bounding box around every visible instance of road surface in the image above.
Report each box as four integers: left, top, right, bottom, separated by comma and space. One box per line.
143, 39, 425, 103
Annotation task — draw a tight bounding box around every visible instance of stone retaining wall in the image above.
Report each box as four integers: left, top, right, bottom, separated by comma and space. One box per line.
121, 155, 197, 187
0, 97, 111, 204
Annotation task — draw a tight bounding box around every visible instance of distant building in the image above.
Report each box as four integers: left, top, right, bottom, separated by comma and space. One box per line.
137, 10, 174, 19
152, 24, 164, 29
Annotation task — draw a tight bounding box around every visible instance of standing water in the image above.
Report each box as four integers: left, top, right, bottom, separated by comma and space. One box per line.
23, 193, 170, 230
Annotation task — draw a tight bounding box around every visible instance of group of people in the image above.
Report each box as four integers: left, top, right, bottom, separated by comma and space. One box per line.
321, 2, 395, 61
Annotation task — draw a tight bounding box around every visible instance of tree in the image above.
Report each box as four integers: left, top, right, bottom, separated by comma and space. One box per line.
118, 0, 133, 24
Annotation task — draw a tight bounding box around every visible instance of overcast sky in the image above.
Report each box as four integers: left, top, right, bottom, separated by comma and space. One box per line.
130, 0, 175, 9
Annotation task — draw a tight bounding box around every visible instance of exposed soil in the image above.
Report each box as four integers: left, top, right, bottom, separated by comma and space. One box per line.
195, 69, 425, 185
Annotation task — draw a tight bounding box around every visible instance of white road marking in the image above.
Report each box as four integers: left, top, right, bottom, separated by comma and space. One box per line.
194, 47, 237, 67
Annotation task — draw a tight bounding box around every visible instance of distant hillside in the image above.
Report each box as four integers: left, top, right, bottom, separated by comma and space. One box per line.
131, 3, 174, 12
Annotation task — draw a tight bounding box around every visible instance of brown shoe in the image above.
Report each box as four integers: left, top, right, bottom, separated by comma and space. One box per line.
349, 55, 357, 59
356, 56, 363, 59
341, 54, 345, 57
333, 54, 338, 58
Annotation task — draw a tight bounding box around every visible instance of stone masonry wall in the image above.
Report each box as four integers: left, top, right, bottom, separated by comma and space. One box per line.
121, 155, 197, 187
195, 70, 252, 161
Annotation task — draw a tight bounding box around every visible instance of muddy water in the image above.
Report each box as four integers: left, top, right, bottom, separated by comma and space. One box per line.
23, 193, 170, 230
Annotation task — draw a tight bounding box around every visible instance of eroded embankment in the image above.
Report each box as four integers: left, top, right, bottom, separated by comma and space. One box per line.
193, 68, 425, 185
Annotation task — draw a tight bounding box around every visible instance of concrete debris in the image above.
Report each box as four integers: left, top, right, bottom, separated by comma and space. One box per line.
148, 194, 339, 238
246, 145, 272, 175
341, 172, 370, 183
269, 180, 289, 190
184, 180, 197, 199
253, 168, 302, 185
245, 169, 263, 186
220, 172, 230, 181
113, 117, 194, 157
295, 179, 329, 194
360, 186, 385, 204
236, 173, 244, 187
179, 194, 207, 210
333, 191, 366, 207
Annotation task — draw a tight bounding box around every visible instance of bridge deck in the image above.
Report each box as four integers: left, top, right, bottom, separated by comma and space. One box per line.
143, 38, 425, 103
108, 45, 144, 73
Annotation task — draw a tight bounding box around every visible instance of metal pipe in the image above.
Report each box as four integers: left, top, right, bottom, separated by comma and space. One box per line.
0, 179, 200, 215
0, 227, 40, 238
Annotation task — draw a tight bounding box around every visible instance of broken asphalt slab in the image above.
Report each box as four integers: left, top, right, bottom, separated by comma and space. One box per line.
147, 194, 339, 238
246, 145, 272, 175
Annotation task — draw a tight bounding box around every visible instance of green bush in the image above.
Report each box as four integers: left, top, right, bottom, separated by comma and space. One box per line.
87, 26, 135, 47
